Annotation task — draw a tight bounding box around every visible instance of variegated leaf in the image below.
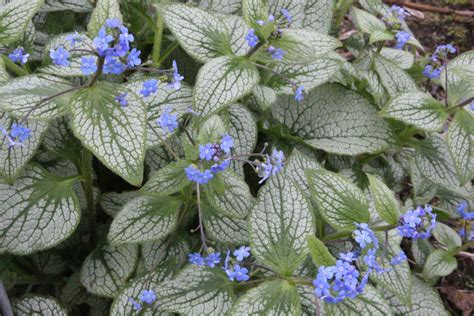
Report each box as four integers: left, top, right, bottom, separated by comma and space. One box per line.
87, 0, 122, 36
375, 56, 418, 96
0, 0, 44, 44
99, 190, 140, 218
447, 109, 474, 185
433, 222, 462, 251
203, 205, 249, 244
12, 295, 67, 315
142, 237, 190, 273
199, 0, 242, 15
40, 0, 93, 12
367, 174, 400, 225
325, 285, 392, 315
380, 47, 414, 69
423, 249, 457, 279
142, 160, 190, 196
302, 0, 333, 34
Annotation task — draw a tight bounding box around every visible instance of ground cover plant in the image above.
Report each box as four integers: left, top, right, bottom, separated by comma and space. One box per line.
0, 0, 473, 314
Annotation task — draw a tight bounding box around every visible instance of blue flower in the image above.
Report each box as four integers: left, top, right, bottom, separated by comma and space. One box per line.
390, 251, 407, 265
318, 266, 335, 280
394, 31, 411, 49
157, 107, 178, 134
139, 290, 157, 304
294, 86, 304, 102
267, 46, 286, 60
226, 265, 249, 282
281, 8, 292, 23
188, 253, 205, 266
210, 159, 231, 173
245, 29, 259, 48
185, 165, 214, 184
313, 275, 331, 297
168, 60, 184, 90
199, 143, 216, 161
382, 5, 409, 25
354, 229, 372, 248
10, 123, 31, 143
220, 134, 234, 154
119, 26, 134, 43
457, 201, 474, 220
339, 252, 356, 262
106, 18, 122, 28
128, 298, 142, 311
126, 48, 141, 67
66, 31, 82, 46
50, 46, 70, 66
363, 248, 384, 274
8, 47, 29, 65
140, 79, 159, 97
103, 55, 127, 74
80, 57, 97, 76
431, 44, 456, 62
115, 93, 128, 107
397, 205, 436, 239
343, 266, 360, 288
423, 64, 442, 79
93, 27, 114, 56
205, 252, 221, 267
256, 149, 285, 183
114, 38, 130, 57
233, 246, 250, 261
402, 209, 422, 228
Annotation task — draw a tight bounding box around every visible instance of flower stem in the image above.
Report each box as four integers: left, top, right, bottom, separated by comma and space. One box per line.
196, 184, 208, 250
80, 149, 96, 246
152, 10, 164, 67
451, 240, 474, 255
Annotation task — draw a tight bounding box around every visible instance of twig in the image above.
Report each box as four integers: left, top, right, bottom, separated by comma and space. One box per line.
384, 0, 474, 17
0, 282, 13, 316
196, 184, 208, 250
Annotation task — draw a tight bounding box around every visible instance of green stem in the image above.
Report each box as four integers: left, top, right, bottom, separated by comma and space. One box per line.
157, 41, 180, 65
451, 240, 474, 255
322, 224, 397, 242
446, 96, 474, 113
80, 149, 96, 246
2, 55, 28, 76
371, 41, 385, 68
288, 276, 313, 286
152, 10, 164, 67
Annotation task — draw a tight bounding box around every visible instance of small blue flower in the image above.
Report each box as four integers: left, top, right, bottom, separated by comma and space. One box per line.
245, 29, 259, 48
402, 209, 422, 228
106, 18, 122, 28
390, 251, 407, 265
431, 44, 456, 62
353, 229, 372, 248
281, 8, 292, 23
233, 246, 250, 262
127, 48, 141, 67
267, 46, 286, 60
93, 27, 114, 56
185, 165, 214, 184
8, 47, 29, 65
457, 201, 474, 220
140, 79, 159, 97
168, 60, 184, 90
199, 143, 216, 161
80, 57, 98, 76
220, 134, 234, 154
339, 252, 357, 262
10, 124, 31, 143
139, 290, 157, 304
66, 31, 82, 46
382, 5, 409, 25
157, 107, 178, 134
119, 26, 134, 43
423, 64, 442, 79
226, 265, 250, 282
294, 86, 304, 102
114, 38, 130, 57
115, 93, 128, 107
128, 298, 142, 311
256, 149, 285, 183
210, 159, 231, 173
318, 266, 335, 280
313, 275, 331, 297
103, 55, 127, 75
205, 252, 221, 267
188, 253, 205, 266
394, 31, 411, 49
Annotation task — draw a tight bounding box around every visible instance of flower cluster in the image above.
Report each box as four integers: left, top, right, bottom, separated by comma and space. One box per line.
188, 246, 251, 282
157, 106, 178, 134
457, 201, 473, 220
394, 31, 411, 50
423, 44, 456, 79
458, 227, 474, 240
185, 135, 234, 185
382, 5, 409, 27
313, 223, 407, 303
396, 205, 437, 239
1, 123, 31, 148
255, 149, 285, 183
128, 289, 157, 311
8, 47, 29, 65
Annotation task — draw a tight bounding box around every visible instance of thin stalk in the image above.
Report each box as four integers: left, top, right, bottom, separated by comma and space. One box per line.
81, 149, 96, 246
245, 40, 265, 59
196, 184, 208, 250
152, 11, 164, 66
158, 41, 180, 65
446, 96, 474, 113
450, 240, 474, 255
444, 56, 449, 107
1, 55, 28, 76
322, 224, 397, 242
87, 56, 104, 87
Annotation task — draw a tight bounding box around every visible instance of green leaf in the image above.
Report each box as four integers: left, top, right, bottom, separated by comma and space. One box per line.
441, 51, 474, 105
199, 0, 242, 15
274, 57, 341, 94
432, 222, 462, 251
0, 113, 48, 182
302, 0, 334, 34
380, 47, 414, 69
249, 174, 315, 275
87, 0, 122, 36
351, 7, 386, 34
284, 148, 321, 192
40, 56, 97, 78
80, 244, 139, 298
203, 205, 249, 244
142, 237, 190, 273
306, 169, 370, 229
273, 84, 394, 155
297, 285, 324, 315
0, 0, 44, 44
326, 285, 392, 315
108, 195, 182, 245
0, 57, 9, 83
411, 238, 434, 265
145, 135, 183, 172
142, 160, 190, 196
251, 85, 277, 111
12, 295, 67, 315
385, 276, 449, 316
374, 56, 418, 97
99, 191, 139, 218
193, 56, 259, 118
157, 265, 234, 315
242, 0, 269, 29
228, 280, 301, 315
307, 235, 336, 266
161, 3, 231, 63
198, 114, 227, 144
367, 174, 400, 225
447, 109, 474, 185
279, 29, 341, 63
224, 15, 248, 56
40, 0, 93, 12
382, 92, 447, 131
70, 82, 146, 186
269, 0, 305, 27
205, 170, 254, 219
423, 249, 457, 279
0, 165, 80, 255
369, 30, 394, 44
0, 75, 74, 120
